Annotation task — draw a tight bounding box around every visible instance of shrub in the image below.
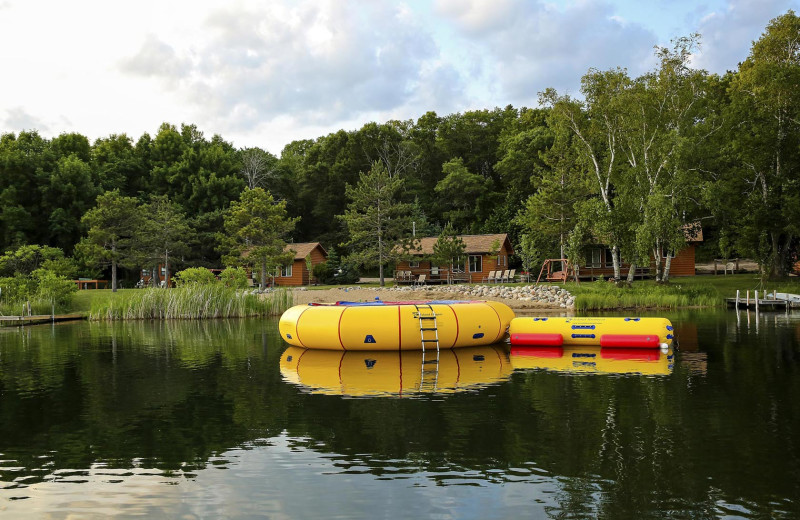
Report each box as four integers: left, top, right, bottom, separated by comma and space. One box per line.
312, 262, 333, 284
219, 267, 249, 289
32, 268, 77, 306
175, 267, 218, 286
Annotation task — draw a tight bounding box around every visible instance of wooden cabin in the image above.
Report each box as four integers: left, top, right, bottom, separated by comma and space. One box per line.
395, 234, 514, 284
273, 242, 328, 287
581, 224, 703, 279
139, 264, 173, 287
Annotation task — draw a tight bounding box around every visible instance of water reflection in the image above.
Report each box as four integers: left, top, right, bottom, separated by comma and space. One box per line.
509, 346, 674, 376
0, 313, 799, 518
280, 345, 512, 397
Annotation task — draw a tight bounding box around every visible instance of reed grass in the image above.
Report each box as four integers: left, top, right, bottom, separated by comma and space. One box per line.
87, 286, 293, 320
570, 281, 719, 311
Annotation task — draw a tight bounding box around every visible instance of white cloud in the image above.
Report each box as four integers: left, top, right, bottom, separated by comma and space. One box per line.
691, 0, 799, 73
433, 0, 658, 104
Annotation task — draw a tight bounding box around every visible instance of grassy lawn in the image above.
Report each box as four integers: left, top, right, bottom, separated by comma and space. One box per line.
67, 275, 800, 313
549, 274, 800, 310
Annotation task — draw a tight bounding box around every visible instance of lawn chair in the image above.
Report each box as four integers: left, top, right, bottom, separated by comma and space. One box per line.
414, 274, 427, 286
482, 270, 497, 283
505, 269, 516, 283
497, 270, 508, 283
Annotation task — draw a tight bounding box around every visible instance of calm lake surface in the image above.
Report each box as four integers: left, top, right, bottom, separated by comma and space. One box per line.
1, 309, 799, 519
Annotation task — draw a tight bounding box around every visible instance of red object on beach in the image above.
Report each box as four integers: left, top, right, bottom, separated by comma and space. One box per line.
599, 334, 661, 348
510, 333, 564, 346
510, 346, 564, 358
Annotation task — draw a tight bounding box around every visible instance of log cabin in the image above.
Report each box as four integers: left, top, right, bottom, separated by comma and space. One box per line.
394, 234, 514, 284
273, 242, 328, 286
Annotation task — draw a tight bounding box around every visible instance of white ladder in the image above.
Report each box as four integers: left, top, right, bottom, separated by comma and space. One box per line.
415, 303, 440, 391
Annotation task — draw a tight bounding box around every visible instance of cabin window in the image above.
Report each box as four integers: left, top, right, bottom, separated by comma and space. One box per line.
496, 254, 507, 267
409, 260, 420, 268
587, 248, 602, 268
468, 255, 482, 273
277, 264, 293, 277
452, 257, 465, 273
661, 247, 676, 259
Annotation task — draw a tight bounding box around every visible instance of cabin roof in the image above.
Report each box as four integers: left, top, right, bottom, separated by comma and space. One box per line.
285, 242, 328, 260
408, 233, 513, 256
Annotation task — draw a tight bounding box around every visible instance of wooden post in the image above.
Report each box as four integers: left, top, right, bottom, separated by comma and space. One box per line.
736, 289, 740, 308
746, 291, 750, 307
755, 290, 759, 312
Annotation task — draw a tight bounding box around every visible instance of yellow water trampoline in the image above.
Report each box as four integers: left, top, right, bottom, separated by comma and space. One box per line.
279, 300, 515, 351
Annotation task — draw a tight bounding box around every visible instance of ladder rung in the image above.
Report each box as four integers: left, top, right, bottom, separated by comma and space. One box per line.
419, 316, 436, 320
420, 327, 437, 331
421, 339, 438, 342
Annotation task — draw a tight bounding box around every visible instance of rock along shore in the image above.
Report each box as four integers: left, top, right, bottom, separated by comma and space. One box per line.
289, 284, 574, 310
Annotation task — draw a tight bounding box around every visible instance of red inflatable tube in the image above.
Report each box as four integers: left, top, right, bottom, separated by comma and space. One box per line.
510, 333, 564, 346
510, 346, 564, 358
601, 348, 661, 361
599, 334, 661, 348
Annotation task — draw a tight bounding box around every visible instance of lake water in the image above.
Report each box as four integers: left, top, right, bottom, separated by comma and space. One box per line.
1, 309, 798, 519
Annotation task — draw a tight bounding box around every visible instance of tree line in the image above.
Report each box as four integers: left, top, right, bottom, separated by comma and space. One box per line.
1, 11, 798, 288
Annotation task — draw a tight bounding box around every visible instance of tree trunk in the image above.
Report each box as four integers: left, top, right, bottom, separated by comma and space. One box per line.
652, 243, 663, 282
378, 233, 384, 287
110, 242, 118, 292
152, 265, 158, 287
626, 262, 636, 284
663, 254, 673, 283
164, 250, 170, 288
611, 245, 621, 280
261, 259, 267, 291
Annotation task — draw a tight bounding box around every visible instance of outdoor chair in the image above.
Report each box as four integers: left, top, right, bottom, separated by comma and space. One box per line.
482, 270, 497, 283
414, 274, 427, 286
503, 269, 516, 283
497, 270, 508, 283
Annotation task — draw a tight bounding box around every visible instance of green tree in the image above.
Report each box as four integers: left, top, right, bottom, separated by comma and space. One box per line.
726, 11, 800, 277
78, 190, 140, 291
221, 187, 298, 290
434, 158, 487, 232
133, 196, 194, 286
431, 222, 466, 283
340, 161, 412, 286
516, 234, 542, 283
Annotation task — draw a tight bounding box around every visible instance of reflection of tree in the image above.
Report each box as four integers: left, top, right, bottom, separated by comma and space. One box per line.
1, 315, 799, 517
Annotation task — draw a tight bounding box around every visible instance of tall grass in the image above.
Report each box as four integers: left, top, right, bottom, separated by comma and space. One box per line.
571, 281, 720, 311
88, 286, 293, 320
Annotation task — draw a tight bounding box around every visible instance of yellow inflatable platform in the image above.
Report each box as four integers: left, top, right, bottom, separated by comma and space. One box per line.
279, 300, 515, 351
280, 345, 512, 397
509, 316, 674, 347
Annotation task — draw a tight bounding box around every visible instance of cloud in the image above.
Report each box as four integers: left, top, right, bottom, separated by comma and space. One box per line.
119, 0, 459, 134
433, 0, 658, 104
691, 0, 798, 73
119, 35, 191, 80
2, 107, 49, 132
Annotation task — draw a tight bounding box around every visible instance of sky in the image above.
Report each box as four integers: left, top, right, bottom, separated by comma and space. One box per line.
0, 0, 797, 154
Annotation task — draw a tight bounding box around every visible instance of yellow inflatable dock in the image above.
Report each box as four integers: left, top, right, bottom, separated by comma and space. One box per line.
509, 317, 674, 348
279, 300, 515, 351
280, 345, 512, 397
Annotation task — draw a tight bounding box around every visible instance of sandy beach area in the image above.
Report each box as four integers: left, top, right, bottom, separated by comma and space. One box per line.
287, 286, 563, 310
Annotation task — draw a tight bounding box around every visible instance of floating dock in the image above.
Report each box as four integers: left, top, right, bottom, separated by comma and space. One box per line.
726, 290, 796, 310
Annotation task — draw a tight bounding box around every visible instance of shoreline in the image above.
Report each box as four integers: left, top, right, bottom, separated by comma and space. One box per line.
288, 286, 569, 311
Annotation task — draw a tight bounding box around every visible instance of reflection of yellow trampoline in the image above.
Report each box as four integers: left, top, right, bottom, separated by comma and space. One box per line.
280, 345, 512, 397
509, 346, 674, 376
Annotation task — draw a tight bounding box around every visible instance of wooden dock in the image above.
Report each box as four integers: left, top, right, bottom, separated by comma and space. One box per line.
726, 289, 795, 311
0, 314, 85, 326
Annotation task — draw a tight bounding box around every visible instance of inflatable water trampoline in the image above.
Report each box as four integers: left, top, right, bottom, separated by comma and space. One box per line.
279, 300, 515, 351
